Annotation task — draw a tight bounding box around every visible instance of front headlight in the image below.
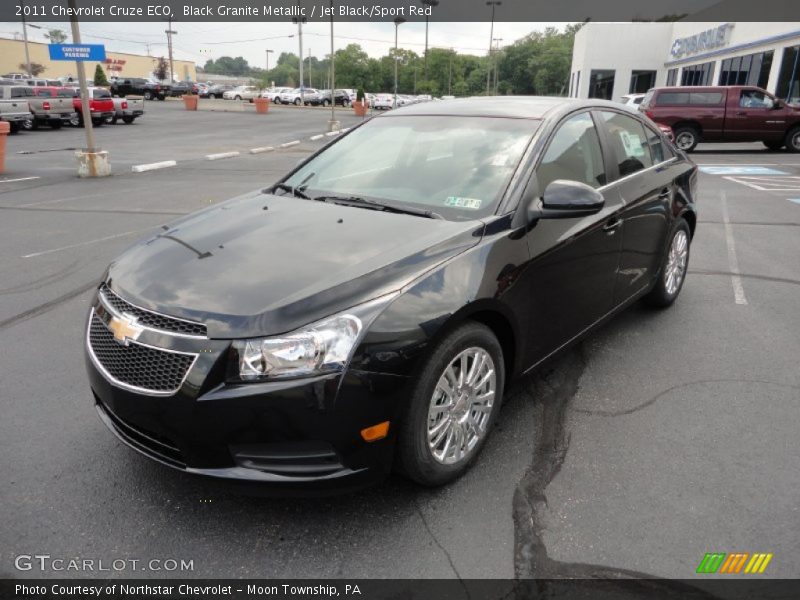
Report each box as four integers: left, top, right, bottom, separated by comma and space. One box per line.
230, 294, 397, 382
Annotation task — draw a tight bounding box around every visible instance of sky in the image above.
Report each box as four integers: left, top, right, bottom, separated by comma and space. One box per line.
0, 20, 565, 67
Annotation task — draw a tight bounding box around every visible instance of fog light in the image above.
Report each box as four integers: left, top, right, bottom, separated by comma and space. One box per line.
361, 421, 390, 442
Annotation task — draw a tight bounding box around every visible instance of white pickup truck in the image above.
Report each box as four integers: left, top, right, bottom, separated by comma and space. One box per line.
108, 96, 144, 124
0, 85, 75, 131
0, 97, 31, 133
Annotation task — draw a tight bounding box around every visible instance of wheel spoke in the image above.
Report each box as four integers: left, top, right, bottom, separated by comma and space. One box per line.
429, 418, 450, 447
465, 351, 485, 386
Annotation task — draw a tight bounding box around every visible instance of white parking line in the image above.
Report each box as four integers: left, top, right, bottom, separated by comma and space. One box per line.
131, 160, 177, 173
0, 176, 40, 184
325, 131, 339, 137
723, 175, 800, 191
21, 228, 153, 258
250, 146, 274, 154
206, 151, 240, 161
280, 140, 300, 148
720, 191, 747, 306
309, 134, 324, 141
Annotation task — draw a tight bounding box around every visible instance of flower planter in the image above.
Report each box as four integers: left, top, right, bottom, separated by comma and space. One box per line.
353, 101, 367, 117
0, 120, 8, 174
182, 95, 198, 111
254, 97, 270, 114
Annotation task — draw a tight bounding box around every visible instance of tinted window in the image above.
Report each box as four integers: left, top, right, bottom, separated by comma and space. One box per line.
656, 92, 689, 105
57, 89, 76, 97
644, 125, 665, 163
11, 87, 33, 97
600, 112, 653, 178
93, 89, 111, 98
537, 112, 606, 192
35, 89, 54, 97
690, 92, 723, 105
739, 90, 774, 108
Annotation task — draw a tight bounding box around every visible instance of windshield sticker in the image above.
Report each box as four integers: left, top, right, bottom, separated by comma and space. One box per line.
619, 131, 645, 157
445, 197, 482, 210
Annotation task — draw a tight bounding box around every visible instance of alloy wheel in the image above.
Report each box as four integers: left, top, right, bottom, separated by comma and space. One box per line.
427, 347, 496, 465
665, 229, 688, 295
675, 132, 695, 151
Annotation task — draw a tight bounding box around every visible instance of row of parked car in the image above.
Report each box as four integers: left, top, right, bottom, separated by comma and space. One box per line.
0, 80, 144, 133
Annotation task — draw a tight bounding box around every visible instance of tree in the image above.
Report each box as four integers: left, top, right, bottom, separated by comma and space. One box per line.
153, 57, 169, 81
93, 64, 109, 87
45, 29, 68, 44
20, 62, 45, 76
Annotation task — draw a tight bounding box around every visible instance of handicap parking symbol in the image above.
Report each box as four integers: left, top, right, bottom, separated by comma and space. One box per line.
699, 166, 788, 175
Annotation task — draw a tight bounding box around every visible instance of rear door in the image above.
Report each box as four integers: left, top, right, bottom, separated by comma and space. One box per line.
595, 110, 673, 304
725, 88, 785, 141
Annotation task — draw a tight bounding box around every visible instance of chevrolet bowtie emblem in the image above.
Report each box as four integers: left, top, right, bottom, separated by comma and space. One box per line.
107, 313, 144, 345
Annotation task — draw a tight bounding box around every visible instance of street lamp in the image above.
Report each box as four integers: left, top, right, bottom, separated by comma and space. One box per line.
265, 49, 273, 72
486, 1, 501, 95
393, 17, 406, 109
448, 48, 454, 95
420, 0, 439, 80
19, 0, 32, 76
327, 0, 338, 132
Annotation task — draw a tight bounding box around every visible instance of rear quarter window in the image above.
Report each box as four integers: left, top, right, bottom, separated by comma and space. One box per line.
690, 92, 723, 105
656, 92, 689, 105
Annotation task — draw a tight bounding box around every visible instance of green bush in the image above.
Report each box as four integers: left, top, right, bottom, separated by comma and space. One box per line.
93, 64, 109, 87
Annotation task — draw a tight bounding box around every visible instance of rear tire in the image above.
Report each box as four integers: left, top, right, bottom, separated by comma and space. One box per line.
69, 114, 81, 127
92, 118, 104, 127
785, 126, 800, 153
396, 321, 505, 487
673, 126, 699, 152
143, 91, 153, 100
294, 98, 301, 106
122, 116, 135, 124
234, 95, 242, 101
209, 93, 217, 99
9, 121, 21, 134
643, 218, 691, 308
763, 140, 784, 151
22, 118, 33, 131
322, 99, 330, 107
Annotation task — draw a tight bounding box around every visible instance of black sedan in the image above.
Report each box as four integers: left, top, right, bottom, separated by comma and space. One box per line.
85, 97, 697, 492
310, 89, 352, 107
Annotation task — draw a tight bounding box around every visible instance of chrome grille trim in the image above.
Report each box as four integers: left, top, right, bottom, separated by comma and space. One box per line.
86, 308, 198, 397
98, 284, 207, 339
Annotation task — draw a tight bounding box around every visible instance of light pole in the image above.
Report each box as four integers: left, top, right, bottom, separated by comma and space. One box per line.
265, 49, 273, 72
327, 0, 338, 132
393, 17, 406, 109
448, 48, 454, 95
293, 2, 306, 103
485, 1, 500, 95
493, 37, 503, 94
420, 0, 439, 80
19, 0, 32, 76
165, 16, 177, 82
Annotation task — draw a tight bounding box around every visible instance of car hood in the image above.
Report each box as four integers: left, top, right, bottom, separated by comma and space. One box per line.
106, 192, 483, 338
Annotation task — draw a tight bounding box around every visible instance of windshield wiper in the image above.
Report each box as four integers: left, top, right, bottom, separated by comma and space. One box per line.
269, 182, 310, 200
314, 195, 443, 219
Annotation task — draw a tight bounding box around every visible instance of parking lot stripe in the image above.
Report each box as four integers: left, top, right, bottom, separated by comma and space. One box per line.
21, 227, 154, 258
131, 161, 178, 173
280, 140, 300, 148
309, 134, 324, 141
206, 152, 240, 161
0, 176, 40, 184
720, 191, 747, 306
325, 131, 339, 137
250, 146, 274, 154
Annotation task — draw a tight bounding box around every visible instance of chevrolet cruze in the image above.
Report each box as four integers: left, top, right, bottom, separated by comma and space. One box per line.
85, 97, 697, 491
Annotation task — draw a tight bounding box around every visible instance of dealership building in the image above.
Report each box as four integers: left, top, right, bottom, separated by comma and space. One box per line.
569, 22, 800, 103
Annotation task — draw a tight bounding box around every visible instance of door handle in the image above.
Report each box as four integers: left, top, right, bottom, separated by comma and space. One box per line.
736, 111, 747, 116
603, 218, 623, 233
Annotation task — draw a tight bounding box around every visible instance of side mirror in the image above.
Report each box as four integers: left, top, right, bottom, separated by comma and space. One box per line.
529, 180, 605, 221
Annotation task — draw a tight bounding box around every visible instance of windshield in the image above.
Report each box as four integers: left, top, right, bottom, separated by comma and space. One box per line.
282, 115, 539, 221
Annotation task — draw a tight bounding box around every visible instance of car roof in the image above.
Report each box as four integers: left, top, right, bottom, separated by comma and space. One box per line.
382, 96, 632, 120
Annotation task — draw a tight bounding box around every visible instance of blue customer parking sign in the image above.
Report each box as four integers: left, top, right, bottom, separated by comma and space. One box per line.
48, 44, 106, 62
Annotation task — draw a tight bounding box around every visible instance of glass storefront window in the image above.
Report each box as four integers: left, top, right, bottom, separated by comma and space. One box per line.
666, 68, 678, 86
719, 50, 774, 87
589, 70, 615, 100
776, 46, 800, 104
680, 61, 715, 86
630, 70, 656, 94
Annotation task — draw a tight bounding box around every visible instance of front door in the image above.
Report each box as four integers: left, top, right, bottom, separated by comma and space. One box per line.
726, 88, 786, 142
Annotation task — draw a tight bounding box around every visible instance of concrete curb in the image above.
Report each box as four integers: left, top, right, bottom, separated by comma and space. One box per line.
206, 152, 241, 161
250, 146, 275, 154
131, 161, 177, 173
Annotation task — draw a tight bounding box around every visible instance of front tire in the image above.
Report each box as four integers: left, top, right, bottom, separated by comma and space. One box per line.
785, 126, 800, 153
644, 218, 691, 308
673, 126, 699, 152
294, 98, 301, 106
397, 322, 504, 487
322, 99, 330, 107
143, 91, 153, 100
234, 95, 242, 101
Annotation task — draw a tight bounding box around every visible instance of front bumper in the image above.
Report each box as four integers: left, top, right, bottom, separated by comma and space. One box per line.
84, 301, 411, 493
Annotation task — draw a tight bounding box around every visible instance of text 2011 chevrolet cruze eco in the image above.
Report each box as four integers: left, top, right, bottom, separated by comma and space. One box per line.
85, 97, 697, 491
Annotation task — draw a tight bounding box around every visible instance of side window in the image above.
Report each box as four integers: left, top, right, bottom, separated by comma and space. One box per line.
599, 112, 653, 178
739, 90, 774, 109
644, 125, 665, 163
536, 112, 606, 192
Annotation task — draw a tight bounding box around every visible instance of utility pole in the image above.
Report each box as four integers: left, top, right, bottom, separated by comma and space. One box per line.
420, 0, 439, 80
308, 48, 312, 88
393, 17, 405, 109
165, 16, 177, 82
327, 0, 338, 131
485, 1, 500, 95
448, 48, 453, 95
293, 4, 305, 103
20, 0, 32, 76
493, 38, 502, 94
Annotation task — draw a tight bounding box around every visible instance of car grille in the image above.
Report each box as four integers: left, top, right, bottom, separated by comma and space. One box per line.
88, 313, 196, 395
99, 284, 207, 337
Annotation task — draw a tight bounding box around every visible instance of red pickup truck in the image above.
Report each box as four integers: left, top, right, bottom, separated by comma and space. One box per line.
61, 86, 115, 127
639, 86, 800, 153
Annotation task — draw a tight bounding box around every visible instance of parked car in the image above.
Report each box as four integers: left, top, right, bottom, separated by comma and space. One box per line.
373, 94, 394, 110
311, 89, 352, 107
62, 87, 115, 127
620, 93, 645, 107
27, 86, 78, 129
640, 85, 800, 152
171, 81, 197, 97
85, 97, 697, 492
107, 96, 144, 124
0, 85, 75, 132
109, 78, 170, 101
0, 92, 32, 133
3, 73, 29, 80
279, 87, 320, 105
201, 84, 235, 99
223, 86, 260, 101
263, 87, 293, 102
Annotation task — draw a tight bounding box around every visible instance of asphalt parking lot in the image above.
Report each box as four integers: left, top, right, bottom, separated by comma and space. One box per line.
1, 102, 798, 587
